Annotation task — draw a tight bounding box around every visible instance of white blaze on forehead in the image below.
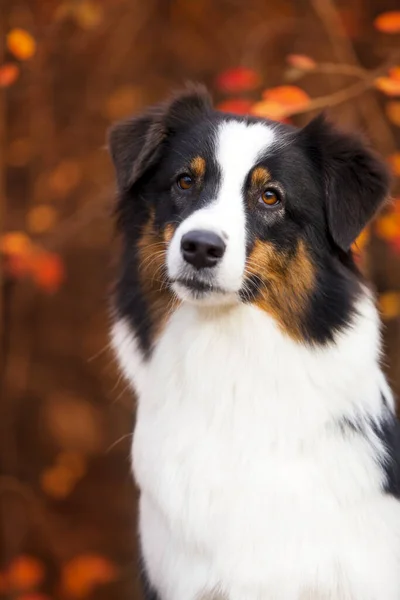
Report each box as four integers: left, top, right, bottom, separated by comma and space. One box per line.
167, 119, 276, 295
212, 120, 276, 285
216, 120, 276, 199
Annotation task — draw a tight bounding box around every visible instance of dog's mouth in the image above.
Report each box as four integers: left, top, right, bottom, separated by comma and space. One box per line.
172, 276, 226, 295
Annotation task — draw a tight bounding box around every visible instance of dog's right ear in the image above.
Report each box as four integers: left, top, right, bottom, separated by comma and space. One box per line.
108, 84, 212, 192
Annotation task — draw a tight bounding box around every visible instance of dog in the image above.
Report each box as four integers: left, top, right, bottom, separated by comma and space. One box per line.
108, 85, 400, 600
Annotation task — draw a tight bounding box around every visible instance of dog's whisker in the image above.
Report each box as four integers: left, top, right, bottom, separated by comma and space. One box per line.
106, 433, 134, 454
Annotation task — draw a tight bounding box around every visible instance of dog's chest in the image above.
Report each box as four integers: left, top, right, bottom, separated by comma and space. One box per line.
131, 305, 400, 599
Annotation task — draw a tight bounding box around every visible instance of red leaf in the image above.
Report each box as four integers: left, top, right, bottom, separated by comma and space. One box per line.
216, 67, 260, 93
0, 63, 19, 87
6, 556, 45, 592
390, 236, 400, 254
31, 253, 65, 293
217, 98, 253, 115
61, 554, 117, 598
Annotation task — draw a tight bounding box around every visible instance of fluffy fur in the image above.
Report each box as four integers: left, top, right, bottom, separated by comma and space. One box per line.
108, 85, 400, 600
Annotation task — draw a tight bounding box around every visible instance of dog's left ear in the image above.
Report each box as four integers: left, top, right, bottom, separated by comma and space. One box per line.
300, 115, 390, 251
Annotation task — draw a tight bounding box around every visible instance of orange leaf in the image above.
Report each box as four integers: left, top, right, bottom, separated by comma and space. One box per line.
41, 465, 76, 499
61, 554, 117, 598
286, 54, 316, 71
7, 29, 36, 61
1, 232, 35, 280
379, 292, 400, 319
1, 235, 64, 291
262, 85, 310, 111
250, 100, 288, 120
387, 152, 400, 176
0, 63, 19, 87
1, 231, 32, 256
389, 67, 400, 81
45, 392, 103, 453
27, 205, 57, 234
374, 11, 400, 34
48, 160, 81, 196
217, 98, 253, 115
386, 101, 400, 127
352, 227, 370, 253
374, 77, 400, 97
31, 252, 65, 293
6, 556, 45, 592
216, 67, 260, 93
376, 214, 400, 241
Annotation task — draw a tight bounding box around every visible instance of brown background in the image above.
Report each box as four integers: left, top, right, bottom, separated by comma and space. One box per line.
2, 0, 400, 598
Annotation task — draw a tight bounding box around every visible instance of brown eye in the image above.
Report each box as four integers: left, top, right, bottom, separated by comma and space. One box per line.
261, 188, 280, 206
177, 174, 193, 190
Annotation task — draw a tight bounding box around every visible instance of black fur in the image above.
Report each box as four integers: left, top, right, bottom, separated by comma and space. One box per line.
376, 403, 400, 498
138, 555, 161, 600
339, 396, 400, 499
109, 87, 390, 352
300, 115, 391, 251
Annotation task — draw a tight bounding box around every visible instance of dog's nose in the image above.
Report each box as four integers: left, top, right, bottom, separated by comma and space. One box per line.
181, 230, 226, 270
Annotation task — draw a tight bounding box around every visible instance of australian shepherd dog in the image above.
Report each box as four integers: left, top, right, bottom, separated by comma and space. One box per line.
109, 85, 400, 600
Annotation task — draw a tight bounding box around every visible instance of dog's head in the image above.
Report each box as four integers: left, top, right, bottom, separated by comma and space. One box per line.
109, 85, 389, 353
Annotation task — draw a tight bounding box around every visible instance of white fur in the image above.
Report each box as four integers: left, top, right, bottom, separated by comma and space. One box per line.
111, 294, 400, 600
167, 121, 276, 301
110, 121, 400, 599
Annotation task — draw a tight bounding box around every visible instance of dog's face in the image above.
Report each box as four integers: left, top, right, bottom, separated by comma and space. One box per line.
109, 86, 389, 354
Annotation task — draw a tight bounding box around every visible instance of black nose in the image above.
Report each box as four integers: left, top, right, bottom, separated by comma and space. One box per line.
181, 230, 226, 270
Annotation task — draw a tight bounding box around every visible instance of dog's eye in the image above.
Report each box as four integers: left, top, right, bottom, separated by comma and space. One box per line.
177, 174, 193, 190
261, 188, 280, 206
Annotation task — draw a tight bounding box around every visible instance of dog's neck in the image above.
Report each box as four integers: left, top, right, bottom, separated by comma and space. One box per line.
112, 289, 389, 434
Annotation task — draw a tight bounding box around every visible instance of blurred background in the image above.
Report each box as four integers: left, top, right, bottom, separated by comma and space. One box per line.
1, 0, 400, 598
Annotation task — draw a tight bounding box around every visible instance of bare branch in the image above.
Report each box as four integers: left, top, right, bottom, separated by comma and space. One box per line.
286, 53, 400, 117
310, 0, 397, 154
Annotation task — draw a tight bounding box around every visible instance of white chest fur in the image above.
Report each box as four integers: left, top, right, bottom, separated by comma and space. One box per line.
112, 300, 400, 600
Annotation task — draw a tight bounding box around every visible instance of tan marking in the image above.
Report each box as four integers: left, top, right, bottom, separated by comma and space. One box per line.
163, 222, 175, 243
251, 166, 271, 188
190, 156, 206, 178
137, 215, 180, 343
246, 239, 315, 341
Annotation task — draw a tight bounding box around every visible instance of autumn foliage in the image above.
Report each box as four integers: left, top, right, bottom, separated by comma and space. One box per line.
0, 554, 117, 600
1, 2, 400, 599
1, 10, 400, 301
